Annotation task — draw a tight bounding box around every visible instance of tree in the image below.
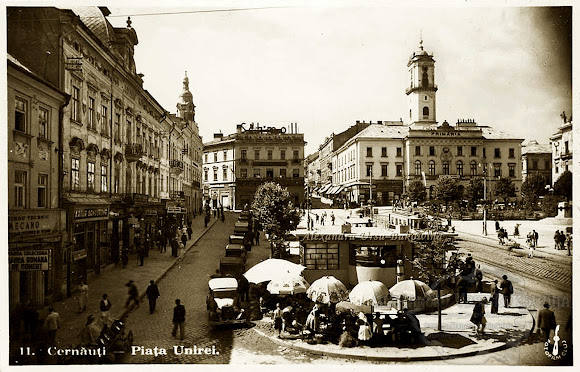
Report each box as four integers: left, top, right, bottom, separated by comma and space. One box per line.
410, 235, 465, 331
251, 182, 301, 258
553, 170, 572, 201
433, 177, 460, 206
465, 177, 484, 210
521, 173, 547, 210
494, 177, 516, 201
407, 180, 427, 204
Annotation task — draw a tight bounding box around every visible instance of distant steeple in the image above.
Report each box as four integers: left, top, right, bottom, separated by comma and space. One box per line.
177, 71, 195, 121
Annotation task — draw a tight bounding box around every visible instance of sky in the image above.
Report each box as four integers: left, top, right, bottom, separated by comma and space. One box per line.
99, 1, 572, 155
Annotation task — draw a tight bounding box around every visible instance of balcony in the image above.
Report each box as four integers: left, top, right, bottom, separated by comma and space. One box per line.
405, 84, 438, 95
170, 159, 184, 176
125, 143, 144, 163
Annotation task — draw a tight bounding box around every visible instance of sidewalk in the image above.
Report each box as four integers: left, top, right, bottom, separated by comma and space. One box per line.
253, 293, 534, 361
11, 214, 219, 358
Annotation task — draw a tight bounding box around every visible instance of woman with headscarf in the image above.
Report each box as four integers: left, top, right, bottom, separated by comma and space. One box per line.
357, 312, 372, 344
305, 304, 320, 332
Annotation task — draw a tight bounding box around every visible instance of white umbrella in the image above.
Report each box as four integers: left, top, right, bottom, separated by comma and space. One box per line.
389, 279, 435, 300
306, 275, 348, 304
243, 258, 306, 284
348, 280, 390, 307
267, 272, 310, 295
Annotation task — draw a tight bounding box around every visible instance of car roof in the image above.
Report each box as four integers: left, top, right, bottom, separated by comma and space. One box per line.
209, 277, 239, 291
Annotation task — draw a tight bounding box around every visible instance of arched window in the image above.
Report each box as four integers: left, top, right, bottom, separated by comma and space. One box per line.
457, 160, 464, 176
423, 106, 429, 119
422, 71, 429, 87
429, 160, 436, 176
415, 160, 422, 175
442, 162, 450, 175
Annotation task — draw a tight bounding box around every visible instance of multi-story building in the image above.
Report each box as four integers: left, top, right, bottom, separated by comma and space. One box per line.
521, 140, 552, 186
305, 152, 320, 189
7, 6, 203, 296
550, 119, 573, 185
203, 123, 306, 210
8, 54, 70, 309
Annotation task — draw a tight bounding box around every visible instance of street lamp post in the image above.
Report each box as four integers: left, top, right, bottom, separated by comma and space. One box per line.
369, 168, 373, 220
483, 163, 488, 236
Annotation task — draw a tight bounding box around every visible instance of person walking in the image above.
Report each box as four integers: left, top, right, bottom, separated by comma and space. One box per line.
528, 237, 535, 258
331, 212, 335, 226
537, 302, 557, 342
490, 280, 500, 314
566, 233, 572, 256
499, 275, 513, 308
273, 303, 283, 337
171, 238, 179, 258
146, 280, 160, 314
513, 224, 520, 237
554, 230, 561, 249
533, 230, 539, 248
474, 265, 483, 293
45, 307, 60, 347
100, 294, 112, 325
204, 214, 210, 228
470, 301, 486, 335
172, 299, 186, 341
125, 280, 139, 309
181, 232, 188, 249
255, 230, 260, 246
77, 280, 89, 313
138, 245, 145, 266
559, 230, 566, 250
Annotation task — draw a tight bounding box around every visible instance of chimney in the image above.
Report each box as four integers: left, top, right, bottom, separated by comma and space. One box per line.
378, 120, 383, 124
356, 120, 360, 124
236, 124, 244, 133
214, 133, 224, 141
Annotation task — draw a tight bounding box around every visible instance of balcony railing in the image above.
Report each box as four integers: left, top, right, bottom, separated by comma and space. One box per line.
170, 159, 184, 175
125, 143, 144, 162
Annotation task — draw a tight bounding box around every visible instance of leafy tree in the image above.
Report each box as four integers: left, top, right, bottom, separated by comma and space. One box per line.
541, 193, 562, 217
433, 177, 460, 206
410, 235, 466, 331
465, 177, 484, 210
521, 173, 547, 210
554, 170, 572, 201
407, 180, 427, 204
251, 182, 301, 258
494, 177, 516, 201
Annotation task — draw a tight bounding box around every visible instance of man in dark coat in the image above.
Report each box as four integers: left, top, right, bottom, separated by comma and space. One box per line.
172, 299, 186, 340
537, 302, 557, 342
146, 280, 160, 314
500, 275, 513, 308
171, 238, 179, 257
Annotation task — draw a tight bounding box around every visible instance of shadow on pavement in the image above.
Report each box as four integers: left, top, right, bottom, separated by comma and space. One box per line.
425, 332, 477, 349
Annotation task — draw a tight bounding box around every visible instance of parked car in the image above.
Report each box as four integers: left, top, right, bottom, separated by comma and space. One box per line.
207, 277, 248, 327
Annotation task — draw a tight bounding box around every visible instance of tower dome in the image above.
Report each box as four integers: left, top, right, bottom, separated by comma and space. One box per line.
178, 72, 193, 105
177, 72, 195, 121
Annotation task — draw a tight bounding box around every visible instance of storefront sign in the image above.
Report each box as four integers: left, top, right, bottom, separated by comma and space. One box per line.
74, 207, 109, 220
9, 250, 50, 271
72, 249, 87, 261
8, 212, 59, 238
167, 206, 182, 213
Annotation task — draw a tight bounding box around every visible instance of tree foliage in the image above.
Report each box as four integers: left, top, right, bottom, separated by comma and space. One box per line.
251, 182, 301, 258
433, 177, 460, 205
521, 173, 547, 210
407, 180, 427, 204
494, 177, 516, 201
554, 170, 572, 200
465, 177, 484, 210
410, 235, 465, 288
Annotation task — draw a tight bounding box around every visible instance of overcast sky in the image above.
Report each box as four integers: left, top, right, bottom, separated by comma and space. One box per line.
104, 1, 572, 155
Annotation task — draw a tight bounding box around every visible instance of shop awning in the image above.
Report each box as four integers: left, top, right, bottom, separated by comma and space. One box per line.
330, 186, 345, 195
62, 196, 111, 205
318, 184, 332, 194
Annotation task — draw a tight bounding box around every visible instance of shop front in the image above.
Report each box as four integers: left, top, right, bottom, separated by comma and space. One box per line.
8, 209, 65, 310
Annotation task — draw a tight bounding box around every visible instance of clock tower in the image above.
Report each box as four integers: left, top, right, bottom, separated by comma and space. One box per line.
406, 38, 437, 125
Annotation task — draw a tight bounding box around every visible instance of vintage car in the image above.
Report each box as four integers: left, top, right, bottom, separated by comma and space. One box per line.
207, 277, 248, 326
219, 256, 246, 278
225, 244, 246, 261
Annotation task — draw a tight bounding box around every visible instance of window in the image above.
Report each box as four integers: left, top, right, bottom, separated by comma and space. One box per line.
422, 69, 429, 87
241, 149, 247, 160
367, 147, 373, 157
381, 164, 388, 177
396, 147, 402, 157
350, 244, 398, 267
15, 97, 27, 132
71, 86, 80, 122
38, 107, 48, 138
471, 146, 477, 157
396, 164, 403, 177
456, 160, 463, 176
223, 167, 228, 181
71, 158, 80, 190
213, 151, 218, 162
494, 164, 502, 178
429, 146, 435, 156
304, 243, 339, 270
483, 148, 486, 158
87, 161, 95, 191
443, 162, 450, 175
213, 168, 218, 181
532, 160, 538, 170
545, 160, 550, 170
114, 166, 120, 193
470, 161, 477, 176
223, 150, 228, 161
126, 120, 132, 142
254, 149, 260, 160
254, 168, 261, 178
509, 148, 515, 158
415, 146, 421, 156
240, 168, 247, 178
101, 105, 108, 135
457, 146, 463, 156
14, 170, 27, 208
415, 160, 422, 175
293, 150, 299, 159
37, 174, 48, 208
565, 141, 569, 154
114, 113, 120, 140
494, 148, 501, 158
293, 169, 300, 178
204, 169, 208, 181
280, 168, 286, 178
422, 106, 429, 119
366, 163, 373, 177
101, 165, 108, 193
266, 168, 274, 178
204, 153, 208, 162
429, 160, 436, 176
381, 147, 387, 157
88, 96, 95, 130
509, 164, 516, 178
280, 149, 286, 160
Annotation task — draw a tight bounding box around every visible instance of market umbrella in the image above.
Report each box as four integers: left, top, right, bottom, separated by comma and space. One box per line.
335, 301, 372, 315
267, 272, 310, 295
389, 279, 435, 301
243, 259, 306, 284
348, 280, 391, 307
306, 276, 348, 304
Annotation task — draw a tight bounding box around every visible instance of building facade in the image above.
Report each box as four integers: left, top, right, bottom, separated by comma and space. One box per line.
521, 140, 552, 186
8, 55, 70, 309
550, 120, 573, 185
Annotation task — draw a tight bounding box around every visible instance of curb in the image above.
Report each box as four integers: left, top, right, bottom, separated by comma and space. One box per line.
119, 218, 219, 320
252, 324, 532, 362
